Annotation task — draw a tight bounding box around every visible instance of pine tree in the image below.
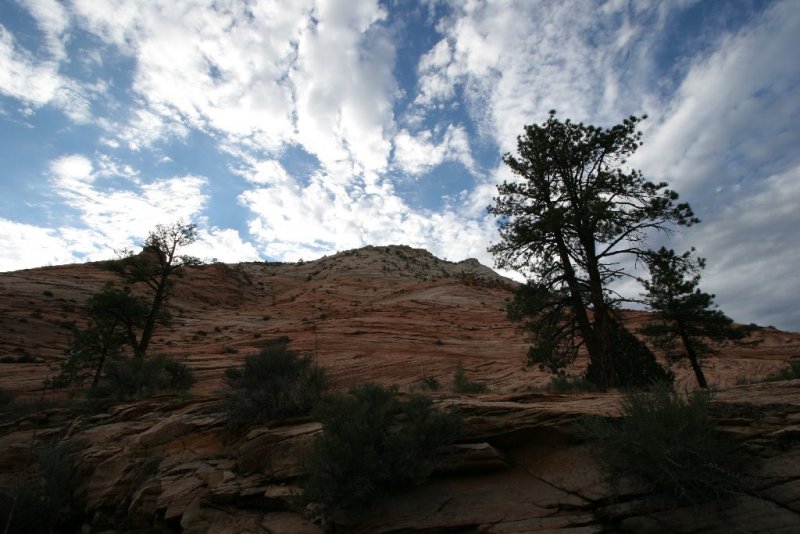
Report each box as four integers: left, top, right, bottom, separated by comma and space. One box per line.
641, 247, 746, 388
489, 112, 697, 389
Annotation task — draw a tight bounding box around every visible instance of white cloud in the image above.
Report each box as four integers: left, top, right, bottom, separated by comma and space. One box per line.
187, 227, 261, 264
19, 0, 71, 61
239, 158, 497, 264
0, 23, 91, 121
0, 218, 82, 271
70, 1, 308, 152
629, 0, 800, 331
49, 153, 208, 252
290, 0, 395, 174
392, 124, 475, 174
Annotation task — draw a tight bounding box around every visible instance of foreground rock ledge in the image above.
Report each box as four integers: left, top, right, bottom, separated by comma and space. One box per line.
1, 381, 799, 533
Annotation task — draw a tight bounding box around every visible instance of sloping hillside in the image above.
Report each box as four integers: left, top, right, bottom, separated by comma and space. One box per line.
1, 245, 797, 398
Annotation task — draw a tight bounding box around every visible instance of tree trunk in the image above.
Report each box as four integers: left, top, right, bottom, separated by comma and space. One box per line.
678, 323, 708, 389
582, 236, 616, 390
136, 275, 169, 357
553, 234, 603, 388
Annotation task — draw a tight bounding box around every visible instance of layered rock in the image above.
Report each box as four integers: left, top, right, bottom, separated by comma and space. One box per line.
1, 381, 798, 532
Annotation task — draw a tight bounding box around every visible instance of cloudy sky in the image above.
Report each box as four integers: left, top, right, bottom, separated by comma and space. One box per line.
1, 0, 798, 331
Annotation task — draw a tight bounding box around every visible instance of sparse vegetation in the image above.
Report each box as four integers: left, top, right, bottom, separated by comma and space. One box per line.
0, 354, 38, 364
764, 361, 800, 382
583, 384, 749, 502
410, 375, 441, 392
222, 338, 328, 428
91, 354, 195, 400
453, 362, 488, 394
0, 388, 12, 407
303, 383, 461, 509
0, 441, 78, 533
547, 374, 598, 393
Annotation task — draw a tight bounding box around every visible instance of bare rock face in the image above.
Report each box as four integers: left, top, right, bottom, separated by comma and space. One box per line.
1, 245, 800, 532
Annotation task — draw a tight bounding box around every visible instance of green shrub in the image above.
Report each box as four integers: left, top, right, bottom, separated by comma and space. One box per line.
585, 321, 674, 389
583, 384, 748, 501
0, 441, 77, 533
547, 374, 598, 393
764, 360, 800, 382
410, 375, 441, 392
303, 383, 461, 509
453, 362, 488, 394
222, 338, 328, 428
94, 354, 195, 399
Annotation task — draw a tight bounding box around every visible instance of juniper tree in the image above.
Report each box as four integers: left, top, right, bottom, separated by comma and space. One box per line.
489, 112, 697, 390
641, 247, 746, 389
104, 221, 200, 357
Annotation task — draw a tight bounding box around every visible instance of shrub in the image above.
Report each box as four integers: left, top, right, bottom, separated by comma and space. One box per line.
583, 383, 749, 501
453, 362, 488, 394
222, 338, 328, 428
94, 354, 195, 399
764, 360, 800, 382
410, 375, 441, 392
303, 383, 461, 509
0, 441, 77, 533
586, 321, 674, 389
548, 374, 598, 393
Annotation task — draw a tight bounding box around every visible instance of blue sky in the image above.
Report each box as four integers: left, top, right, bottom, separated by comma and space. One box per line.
1, 0, 798, 331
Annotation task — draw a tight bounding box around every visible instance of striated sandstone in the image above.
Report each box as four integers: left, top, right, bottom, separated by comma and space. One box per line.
1, 245, 800, 531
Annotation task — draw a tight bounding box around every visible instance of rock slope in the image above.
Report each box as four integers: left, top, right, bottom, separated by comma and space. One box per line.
1, 382, 799, 532
1, 245, 800, 532
1, 245, 797, 397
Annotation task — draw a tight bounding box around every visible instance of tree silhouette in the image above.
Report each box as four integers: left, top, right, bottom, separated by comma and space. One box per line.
641, 247, 746, 388
105, 221, 200, 357
489, 112, 697, 389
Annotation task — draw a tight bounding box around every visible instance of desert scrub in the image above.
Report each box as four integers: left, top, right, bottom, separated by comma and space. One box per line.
92, 354, 195, 400
222, 338, 328, 428
0, 441, 79, 533
410, 375, 441, 392
303, 383, 461, 509
547, 374, 598, 393
764, 360, 800, 382
453, 362, 488, 394
583, 383, 749, 502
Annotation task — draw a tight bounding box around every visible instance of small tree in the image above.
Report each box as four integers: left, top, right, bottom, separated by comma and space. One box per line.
51, 285, 149, 390
641, 247, 746, 389
104, 221, 200, 357
489, 112, 697, 390
50, 222, 198, 393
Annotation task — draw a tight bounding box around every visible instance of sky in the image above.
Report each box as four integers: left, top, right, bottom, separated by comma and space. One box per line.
0, 0, 798, 331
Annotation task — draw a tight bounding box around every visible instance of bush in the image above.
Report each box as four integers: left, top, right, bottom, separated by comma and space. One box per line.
303, 383, 461, 509
583, 383, 748, 501
94, 354, 195, 399
0, 441, 77, 533
764, 360, 800, 382
452, 362, 488, 394
410, 375, 441, 392
222, 338, 328, 428
586, 321, 674, 389
547, 374, 598, 393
